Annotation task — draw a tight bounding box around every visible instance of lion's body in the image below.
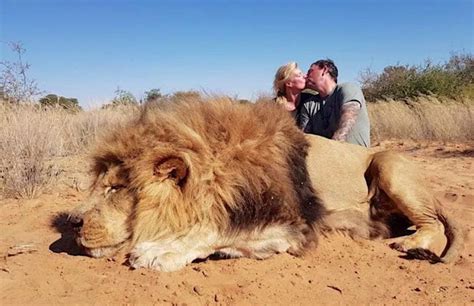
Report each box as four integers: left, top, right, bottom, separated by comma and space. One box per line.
71, 99, 462, 271
306, 136, 371, 211
306, 135, 462, 262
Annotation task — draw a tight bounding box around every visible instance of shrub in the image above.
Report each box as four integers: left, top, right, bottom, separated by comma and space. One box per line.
360, 53, 473, 101
0, 104, 62, 198
103, 87, 138, 108
144, 88, 163, 102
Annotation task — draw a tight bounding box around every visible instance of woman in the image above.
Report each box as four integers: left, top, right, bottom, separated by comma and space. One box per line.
273, 62, 306, 118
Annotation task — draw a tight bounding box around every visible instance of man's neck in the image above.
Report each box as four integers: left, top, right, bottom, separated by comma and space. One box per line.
319, 82, 337, 98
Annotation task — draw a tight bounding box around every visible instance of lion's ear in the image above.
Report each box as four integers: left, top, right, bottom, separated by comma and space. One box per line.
153, 157, 188, 187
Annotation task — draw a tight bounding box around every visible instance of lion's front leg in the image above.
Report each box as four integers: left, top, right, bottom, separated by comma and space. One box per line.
128, 241, 211, 271
128, 230, 219, 271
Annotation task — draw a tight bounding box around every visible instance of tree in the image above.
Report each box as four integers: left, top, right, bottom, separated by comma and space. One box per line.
168, 90, 201, 102
111, 87, 138, 105
144, 88, 162, 102
236, 99, 252, 104
359, 53, 473, 101
0, 42, 42, 103
39, 94, 81, 111
101, 87, 138, 109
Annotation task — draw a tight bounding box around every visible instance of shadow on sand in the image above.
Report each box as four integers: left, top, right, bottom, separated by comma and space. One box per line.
49, 212, 84, 256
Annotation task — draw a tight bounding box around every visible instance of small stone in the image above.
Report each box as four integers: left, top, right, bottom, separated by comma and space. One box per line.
193, 286, 203, 296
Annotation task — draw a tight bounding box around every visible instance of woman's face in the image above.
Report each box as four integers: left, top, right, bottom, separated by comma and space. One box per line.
286, 69, 306, 91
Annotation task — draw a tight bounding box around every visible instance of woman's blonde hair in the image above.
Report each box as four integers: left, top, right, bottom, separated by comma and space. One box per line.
273, 62, 299, 105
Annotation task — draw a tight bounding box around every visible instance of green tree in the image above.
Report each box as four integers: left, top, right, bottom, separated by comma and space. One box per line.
144, 88, 162, 102
39, 94, 81, 111
168, 90, 201, 102
360, 53, 473, 101
111, 87, 138, 105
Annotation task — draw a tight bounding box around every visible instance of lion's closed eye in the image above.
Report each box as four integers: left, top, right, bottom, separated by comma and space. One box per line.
105, 184, 126, 195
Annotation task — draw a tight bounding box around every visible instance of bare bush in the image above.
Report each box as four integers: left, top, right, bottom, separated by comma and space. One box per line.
0, 42, 42, 103
0, 104, 63, 198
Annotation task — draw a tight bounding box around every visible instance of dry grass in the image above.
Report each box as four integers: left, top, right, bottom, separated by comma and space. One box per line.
0, 104, 139, 199
0, 97, 472, 199
369, 96, 474, 142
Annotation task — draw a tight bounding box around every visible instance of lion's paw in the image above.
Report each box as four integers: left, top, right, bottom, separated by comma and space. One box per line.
128, 242, 188, 272
389, 239, 418, 253
389, 228, 447, 263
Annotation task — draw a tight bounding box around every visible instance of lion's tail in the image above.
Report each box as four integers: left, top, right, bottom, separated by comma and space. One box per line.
437, 205, 464, 263
321, 208, 390, 240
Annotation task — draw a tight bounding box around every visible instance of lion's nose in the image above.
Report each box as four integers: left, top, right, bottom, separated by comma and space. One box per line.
68, 215, 84, 231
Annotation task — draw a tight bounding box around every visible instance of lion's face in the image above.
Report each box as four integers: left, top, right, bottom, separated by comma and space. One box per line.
72, 148, 191, 258
74, 163, 135, 257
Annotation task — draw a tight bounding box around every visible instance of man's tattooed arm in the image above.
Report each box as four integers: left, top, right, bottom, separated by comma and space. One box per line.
332, 101, 361, 141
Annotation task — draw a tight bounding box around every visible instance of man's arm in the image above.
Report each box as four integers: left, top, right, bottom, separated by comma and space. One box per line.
332, 101, 361, 141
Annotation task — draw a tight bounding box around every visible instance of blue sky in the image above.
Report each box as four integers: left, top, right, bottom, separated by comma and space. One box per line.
1, 0, 473, 108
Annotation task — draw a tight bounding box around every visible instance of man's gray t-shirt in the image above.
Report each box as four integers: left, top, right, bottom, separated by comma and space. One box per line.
298, 83, 370, 147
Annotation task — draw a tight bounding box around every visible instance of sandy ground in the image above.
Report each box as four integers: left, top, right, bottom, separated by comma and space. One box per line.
1, 140, 473, 305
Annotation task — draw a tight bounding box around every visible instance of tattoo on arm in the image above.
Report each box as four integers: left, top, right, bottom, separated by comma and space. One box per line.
332, 101, 361, 141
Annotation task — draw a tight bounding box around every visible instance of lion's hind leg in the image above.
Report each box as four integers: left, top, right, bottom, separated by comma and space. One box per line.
322, 208, 389, 240
371, 151, 448, 262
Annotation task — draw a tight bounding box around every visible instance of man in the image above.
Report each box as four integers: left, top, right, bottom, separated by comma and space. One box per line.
298, 59, 370, 147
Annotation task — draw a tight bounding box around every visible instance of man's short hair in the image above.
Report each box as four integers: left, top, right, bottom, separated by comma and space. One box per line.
311, 59, 338, 83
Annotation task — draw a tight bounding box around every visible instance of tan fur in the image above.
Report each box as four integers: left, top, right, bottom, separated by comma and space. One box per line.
72, 98, 322, 271
306, 135, 463, 263
71, 98, 463, 271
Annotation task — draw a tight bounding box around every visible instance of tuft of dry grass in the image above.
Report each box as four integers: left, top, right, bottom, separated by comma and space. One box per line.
368, 96, 473, 142
0, 97, 472, 199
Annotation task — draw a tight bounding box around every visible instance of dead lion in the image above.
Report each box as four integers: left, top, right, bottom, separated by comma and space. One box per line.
71, 99, 324, 271
69, 98, 462, 271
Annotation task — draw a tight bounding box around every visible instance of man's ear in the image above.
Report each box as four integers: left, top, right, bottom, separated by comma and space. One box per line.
321, 66, 328, 77
153, 156, 188, 187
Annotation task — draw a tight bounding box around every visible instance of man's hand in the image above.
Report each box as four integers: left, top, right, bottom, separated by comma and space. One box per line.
332, 101, 361, 142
